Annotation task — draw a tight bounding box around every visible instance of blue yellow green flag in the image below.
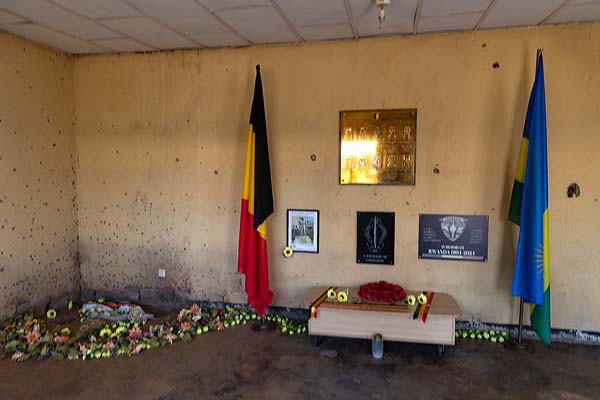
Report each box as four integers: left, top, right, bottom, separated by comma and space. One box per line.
509, 51, 551, 346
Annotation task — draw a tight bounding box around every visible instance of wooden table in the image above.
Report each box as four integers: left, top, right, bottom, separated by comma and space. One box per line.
304, 286, 461, 351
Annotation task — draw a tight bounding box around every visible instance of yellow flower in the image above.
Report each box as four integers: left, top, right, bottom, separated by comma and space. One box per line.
283, 247, 293, 258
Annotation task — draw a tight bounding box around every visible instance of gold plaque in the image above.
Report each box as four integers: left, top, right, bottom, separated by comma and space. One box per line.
340, 109, 416, 185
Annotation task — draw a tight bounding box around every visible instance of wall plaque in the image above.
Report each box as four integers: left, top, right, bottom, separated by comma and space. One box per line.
357, 211, 395, 265
418, 214, 489, 262
340, 109, 417, 185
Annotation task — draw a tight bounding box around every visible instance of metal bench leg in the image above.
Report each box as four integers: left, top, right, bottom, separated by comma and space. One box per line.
437, 344, 445, 365
312, 335, 323, 347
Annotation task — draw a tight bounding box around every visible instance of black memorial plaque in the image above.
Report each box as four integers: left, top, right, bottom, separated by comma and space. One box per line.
357, 211, 395, 265
418, 214, 488, 262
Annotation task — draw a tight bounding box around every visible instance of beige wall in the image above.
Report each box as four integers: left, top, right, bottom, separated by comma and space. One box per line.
0, 32, 79, 315
73, 22, 600, 331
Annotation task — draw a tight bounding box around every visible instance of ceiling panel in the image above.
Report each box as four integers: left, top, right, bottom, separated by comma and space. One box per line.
298, 23, 353, 41
103, 17, 198, 49
419, 12, 483, 33
91, 37, 154, 52
421, 0, 490, 17
197, 0, 270, 11
0, 8, 26, 24
0, 0, 119, 39
1, 23, 106, 53
189, 31, 248, 47
275, 0, 347, 26
481, 0, 565, 29
52, 0, 142, 19
570, 0, 600, 5
548, 2, 600, 24
216, 6, 298, 44
350, 0, 418, 37
126, 0, 227, 34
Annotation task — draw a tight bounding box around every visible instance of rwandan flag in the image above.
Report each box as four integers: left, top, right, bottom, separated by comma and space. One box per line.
509, 51, 551, 345
238, 65, 274, 315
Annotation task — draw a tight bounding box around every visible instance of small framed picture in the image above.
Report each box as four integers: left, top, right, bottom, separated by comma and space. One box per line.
287, 209, 319, 253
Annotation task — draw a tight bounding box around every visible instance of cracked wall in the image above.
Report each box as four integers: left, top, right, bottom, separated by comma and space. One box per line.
0, 32, 79, 316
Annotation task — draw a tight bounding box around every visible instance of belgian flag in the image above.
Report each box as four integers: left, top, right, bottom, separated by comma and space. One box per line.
238, 65, 274, 315
509, 51, 551, 345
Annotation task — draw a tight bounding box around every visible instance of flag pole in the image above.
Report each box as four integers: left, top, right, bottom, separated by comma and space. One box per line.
516, 48, 543, 347
517, 297, 524, 344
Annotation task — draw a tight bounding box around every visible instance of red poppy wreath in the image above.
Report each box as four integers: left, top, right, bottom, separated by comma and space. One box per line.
358, 281, 407, 304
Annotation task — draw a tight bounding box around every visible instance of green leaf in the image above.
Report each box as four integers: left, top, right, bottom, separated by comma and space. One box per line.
4, 340, 20, 352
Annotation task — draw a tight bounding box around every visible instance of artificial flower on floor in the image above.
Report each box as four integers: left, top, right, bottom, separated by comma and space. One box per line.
0, 305, 308, 362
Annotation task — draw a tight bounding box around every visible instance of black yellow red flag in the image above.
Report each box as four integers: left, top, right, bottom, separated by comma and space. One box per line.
238, 65, 274, 315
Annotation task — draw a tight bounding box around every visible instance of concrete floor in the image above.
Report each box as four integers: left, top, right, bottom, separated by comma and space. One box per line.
0, 325, 599, 400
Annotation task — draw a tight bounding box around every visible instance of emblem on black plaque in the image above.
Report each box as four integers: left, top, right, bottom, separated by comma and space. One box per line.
440, 216, 467, 242
357, 212, 394, 265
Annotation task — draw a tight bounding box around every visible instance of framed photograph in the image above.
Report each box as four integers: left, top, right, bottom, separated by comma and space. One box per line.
287, 209, 319, 253
340, 109, 417, 185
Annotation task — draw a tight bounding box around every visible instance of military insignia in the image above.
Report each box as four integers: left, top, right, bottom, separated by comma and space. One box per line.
440, 216, 467, 242
365, 215, 387, 253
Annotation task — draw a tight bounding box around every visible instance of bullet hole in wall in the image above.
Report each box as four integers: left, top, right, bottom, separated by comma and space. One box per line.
492, 62, 500, 69
567, 183, 581, 198
310, 154, 317, 161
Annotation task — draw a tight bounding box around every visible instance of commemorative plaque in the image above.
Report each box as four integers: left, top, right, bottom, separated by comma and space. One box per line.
418, 214, 488, 262
357, 211, 395, 265
340, 109, 417, 185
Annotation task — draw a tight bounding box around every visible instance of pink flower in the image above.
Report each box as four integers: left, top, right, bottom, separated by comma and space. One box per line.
102, 341, 115, 350
216, 321, 224, 332
78, 343, 88, 353
26, 330, 40, 345
190, 304, 200, 315
131, 343, 144, 355
129, 327, 142, 339
53, 335, 69, 344
180, 321, 192, 331
177, 310, 186, 322
23, 321, 34, 330
11, 351, 23, 361
164, 333, 176, 344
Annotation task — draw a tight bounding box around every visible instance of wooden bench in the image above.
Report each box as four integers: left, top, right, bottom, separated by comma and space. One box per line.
304, 286, 461, 354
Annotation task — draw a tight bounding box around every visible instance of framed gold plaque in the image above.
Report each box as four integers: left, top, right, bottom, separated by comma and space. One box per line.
339, 109, 416, 185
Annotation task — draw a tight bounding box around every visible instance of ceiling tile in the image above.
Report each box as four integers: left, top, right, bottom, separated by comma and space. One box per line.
0, 8, 26, 24
481, 0, 565, 28
298, 23, 353, 41
126, 0, 227, 34
103, 17, 199, 49
547, 2, 600, 24
1, 23, 106, 53
91, 37, 154, 52
421, 0, 490, 17
52, 0, 142, 19
569, 0, 600, 5
274, 0, 348, 26
216, 6, 298, 44
350, 0, 418, 37
188, 31, 248, 47
197, 0, 270, 11
418, 12, 483, 33
0, 0, 119, 39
